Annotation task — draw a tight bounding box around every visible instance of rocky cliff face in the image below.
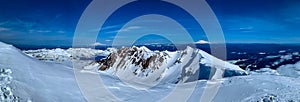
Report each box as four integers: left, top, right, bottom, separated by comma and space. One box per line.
97, 46, 167, 77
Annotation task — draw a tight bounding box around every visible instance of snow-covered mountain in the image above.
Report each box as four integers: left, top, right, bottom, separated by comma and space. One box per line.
91, 46, 246, 85
23, 48, 112, 65
1, 41, 300, 102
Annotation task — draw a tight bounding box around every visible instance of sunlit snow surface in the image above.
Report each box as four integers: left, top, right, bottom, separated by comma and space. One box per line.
0, 42, 300, 102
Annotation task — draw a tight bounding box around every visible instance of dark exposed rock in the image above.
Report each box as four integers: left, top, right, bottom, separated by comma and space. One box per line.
97, 46, 165, 73
99, 65, 108, 71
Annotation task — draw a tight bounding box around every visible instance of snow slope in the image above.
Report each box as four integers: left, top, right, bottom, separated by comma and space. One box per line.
1, 42, 300, 102
277, 61, 300, 78
0, 42, 85, 102
96, 73, 300, 102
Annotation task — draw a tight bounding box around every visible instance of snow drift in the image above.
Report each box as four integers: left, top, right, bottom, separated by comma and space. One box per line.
0, 67, 18, 101
277, 61, 300, 78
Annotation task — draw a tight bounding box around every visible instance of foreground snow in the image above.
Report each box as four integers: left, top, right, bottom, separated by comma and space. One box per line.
0, 42, 300, 101
0, 42, 85, 101
0, 67, 18, 101
96, 72, 300, 102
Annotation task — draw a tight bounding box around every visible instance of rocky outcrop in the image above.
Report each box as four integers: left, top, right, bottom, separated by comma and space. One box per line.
97, 46, 167, 77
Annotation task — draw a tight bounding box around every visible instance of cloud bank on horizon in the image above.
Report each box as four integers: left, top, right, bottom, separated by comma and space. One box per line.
0, 0, 300, 46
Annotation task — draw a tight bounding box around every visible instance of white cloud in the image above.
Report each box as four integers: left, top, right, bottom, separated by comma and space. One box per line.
16, 18, 36, 28
0, 21, 8, 26
91, 42, 106, 46
36, 30, 51, 33
101, 24, 122, 30
57, 31, 66, 33
105, 40, 112, 42
107, 26, 141, 33
194, 40, 210, 44
239, 26, 253, 30
29, 29, 52, 33
0, 27, 10, 32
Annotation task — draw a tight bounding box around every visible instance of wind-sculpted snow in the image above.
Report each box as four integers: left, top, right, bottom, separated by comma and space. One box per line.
0, 67, 18, 102
277, 61, 300, 78
94, 46, 247, 84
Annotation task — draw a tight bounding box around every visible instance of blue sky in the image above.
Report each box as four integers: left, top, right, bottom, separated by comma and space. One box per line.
0, 0, 300, 46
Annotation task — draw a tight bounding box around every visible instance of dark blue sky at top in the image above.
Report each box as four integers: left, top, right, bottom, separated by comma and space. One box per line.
0, 0, 300, 46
